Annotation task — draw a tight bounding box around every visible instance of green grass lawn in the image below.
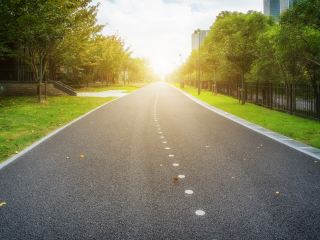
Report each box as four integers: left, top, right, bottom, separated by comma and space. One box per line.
0, 96, 113, 163
179, 85, 320, 149
76, 84, 144, 92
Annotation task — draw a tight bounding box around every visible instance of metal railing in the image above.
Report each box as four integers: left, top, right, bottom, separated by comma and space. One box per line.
52, 81, 77, 96
194, 80, 320, 120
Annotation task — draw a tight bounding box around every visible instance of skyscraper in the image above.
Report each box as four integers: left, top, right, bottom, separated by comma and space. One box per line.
191, 30, 209, 51
263, 0, 280, 18
264, 0, 295, 19
280, 0, 295, 13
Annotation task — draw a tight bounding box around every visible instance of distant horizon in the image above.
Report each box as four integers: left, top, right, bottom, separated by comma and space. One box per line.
95, 0, 263, 77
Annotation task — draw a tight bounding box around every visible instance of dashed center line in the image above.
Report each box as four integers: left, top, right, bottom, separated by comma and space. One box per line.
153, 88, 206, 219
185, 190, 194, 195
195, 210, 206, 216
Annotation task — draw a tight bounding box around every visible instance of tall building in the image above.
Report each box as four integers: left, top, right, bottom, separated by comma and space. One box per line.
264, 0, 295, 18
191, 30, 209, 51
263, 0, 281, 18
280, 0, 295, 13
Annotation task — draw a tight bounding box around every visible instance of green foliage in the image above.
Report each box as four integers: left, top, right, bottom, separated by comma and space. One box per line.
0, 0, 100, 84
280, 0, 320, 85
0, 0, 155, 89
172, 2, 320, 88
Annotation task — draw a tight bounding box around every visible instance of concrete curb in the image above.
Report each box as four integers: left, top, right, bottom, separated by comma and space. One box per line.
172, 85, 320, 161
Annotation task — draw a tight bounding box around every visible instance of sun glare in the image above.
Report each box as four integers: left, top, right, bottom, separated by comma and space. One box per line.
151, 58, 177, 81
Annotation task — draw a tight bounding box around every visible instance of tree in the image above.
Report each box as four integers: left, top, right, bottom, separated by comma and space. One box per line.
280, 0, 320, 116
0, 0, 100, 102
211, 11, 273, 103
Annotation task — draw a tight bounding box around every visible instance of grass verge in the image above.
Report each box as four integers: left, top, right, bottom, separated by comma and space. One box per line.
0, 96, 114, 163
179, 85, 320, 149
76, 84, 144, 92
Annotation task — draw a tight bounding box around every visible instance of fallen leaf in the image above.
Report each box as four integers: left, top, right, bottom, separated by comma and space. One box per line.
173, 176, 179, 182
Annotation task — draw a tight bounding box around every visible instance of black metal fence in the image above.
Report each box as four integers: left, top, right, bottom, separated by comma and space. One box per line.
198, 81, 320, 120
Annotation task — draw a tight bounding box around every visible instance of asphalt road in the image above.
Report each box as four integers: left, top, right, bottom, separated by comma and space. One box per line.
0, 83, 319, 240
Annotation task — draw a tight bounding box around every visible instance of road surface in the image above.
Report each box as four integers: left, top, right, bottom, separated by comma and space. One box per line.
0, 83, 319, 239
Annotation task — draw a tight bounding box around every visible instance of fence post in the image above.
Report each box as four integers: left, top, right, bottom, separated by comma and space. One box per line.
244, 82, 247, 103
317, 83, 320, 120
289, 84, 293, 114
255, 82, 259, 104
270, 83, 273, 109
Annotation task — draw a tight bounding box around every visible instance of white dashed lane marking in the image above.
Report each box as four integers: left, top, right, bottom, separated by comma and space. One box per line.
154, 89, 206, 218
195, 210, 206, 216
185, 190, 194, 195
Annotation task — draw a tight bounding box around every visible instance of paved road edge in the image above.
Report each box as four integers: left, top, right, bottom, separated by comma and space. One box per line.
171, 85, 320, 161
0, 96, 124, 171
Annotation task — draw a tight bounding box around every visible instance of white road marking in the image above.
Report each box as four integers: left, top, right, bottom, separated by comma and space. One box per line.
195, 210, 206, 216
169, 154, 174, 157
160, 136, 165, 139
162, 141, 167, 144
178, 175, 185, 179
173, 163, 179, 167
185, 190, 194, 194
158, 132, 163, 134
165, 147, 171, 150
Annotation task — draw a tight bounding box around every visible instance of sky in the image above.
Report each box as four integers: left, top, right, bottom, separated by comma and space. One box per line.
95, 0, 263, 78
